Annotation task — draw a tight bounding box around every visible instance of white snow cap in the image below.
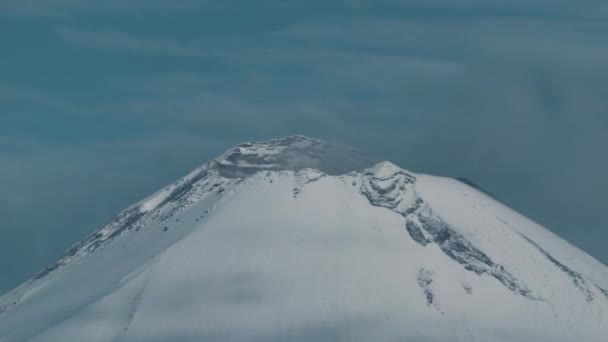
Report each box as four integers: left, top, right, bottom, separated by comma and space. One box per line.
215, 135, 374, 176
366, 161, 414, 179
1, 136, 607, 342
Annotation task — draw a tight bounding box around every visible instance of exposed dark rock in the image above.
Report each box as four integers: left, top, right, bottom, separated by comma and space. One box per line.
417, 214, 537, 300
417, 269, 434, 287
155, 169, 215, 221
596, 285, 608, 297
359, 168, 537, 301
405, 220, 431, 246
403, 198, 423, 216
102, 208, 145, 245
359, 166, 417, 214
158, 169, 210, 208
417, 268, 439, 309
292, 188, 302, 198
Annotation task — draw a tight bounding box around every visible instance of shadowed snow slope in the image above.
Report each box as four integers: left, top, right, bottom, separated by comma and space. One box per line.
1, 136, 607, 342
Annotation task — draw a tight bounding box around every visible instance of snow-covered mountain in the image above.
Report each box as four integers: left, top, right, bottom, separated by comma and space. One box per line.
1, 136, 607, 342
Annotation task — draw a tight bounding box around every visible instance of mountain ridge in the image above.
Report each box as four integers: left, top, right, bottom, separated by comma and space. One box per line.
1, 136, 607, 342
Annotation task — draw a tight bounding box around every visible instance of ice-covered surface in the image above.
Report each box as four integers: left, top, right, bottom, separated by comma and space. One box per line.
1, 136, 607, 342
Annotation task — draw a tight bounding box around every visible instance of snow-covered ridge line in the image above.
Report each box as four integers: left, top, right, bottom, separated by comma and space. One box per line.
26, 135, 356, 283
30, 164, 237, 283
26, 136, 608, 305
2, 136, 608, 341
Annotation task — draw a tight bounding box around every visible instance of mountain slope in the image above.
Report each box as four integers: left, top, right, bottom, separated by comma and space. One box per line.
1, 136, 607, 342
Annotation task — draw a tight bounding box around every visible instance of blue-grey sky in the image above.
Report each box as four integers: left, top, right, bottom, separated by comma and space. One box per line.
1, 0, 607, 293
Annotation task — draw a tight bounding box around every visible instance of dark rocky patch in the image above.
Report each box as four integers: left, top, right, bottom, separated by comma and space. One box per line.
154, 169, 215, 221
359, 169, 417, 214
596, 285, 608, 297
158, 169, 210, 208
360, 168, 537, 300
105, 208, 146, 242
292, 188, 302, 198
417, 214, 537, 299
405, 220, 431, 246
403, 198, 423, 216
417, 268, 436, 307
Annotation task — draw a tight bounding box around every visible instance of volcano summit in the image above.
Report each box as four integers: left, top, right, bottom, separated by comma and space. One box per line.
1, 136, 607, 342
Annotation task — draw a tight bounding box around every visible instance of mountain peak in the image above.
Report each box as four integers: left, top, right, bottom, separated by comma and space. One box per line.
3, 137, 608, 342
214, 135, 323, 177
215, 135, 373, 177
365, 161, 412, 180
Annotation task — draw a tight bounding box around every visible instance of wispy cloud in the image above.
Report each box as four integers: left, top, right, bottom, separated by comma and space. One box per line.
56, 27, 210, 57
0, 82, 82, 112
1, 0, 207, 16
